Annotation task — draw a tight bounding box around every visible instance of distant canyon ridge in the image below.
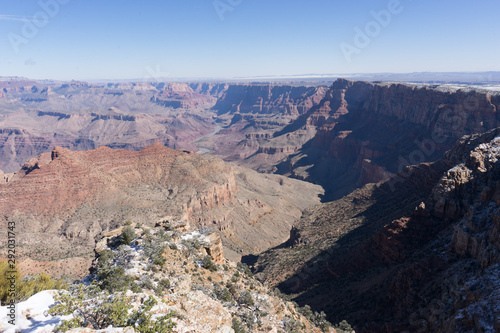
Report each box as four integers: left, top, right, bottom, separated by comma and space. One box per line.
1, 78, 499, 200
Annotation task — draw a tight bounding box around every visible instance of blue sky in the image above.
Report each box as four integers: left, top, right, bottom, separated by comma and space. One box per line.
0, 0, 499, 80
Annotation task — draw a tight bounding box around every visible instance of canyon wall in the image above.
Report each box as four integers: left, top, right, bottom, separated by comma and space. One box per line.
253, 128, 500, 332
274, 79, 500, 200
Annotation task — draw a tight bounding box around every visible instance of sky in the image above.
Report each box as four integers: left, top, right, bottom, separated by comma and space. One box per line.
0, 0, 499, 81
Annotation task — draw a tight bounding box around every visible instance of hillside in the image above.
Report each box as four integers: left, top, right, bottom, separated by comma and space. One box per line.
0, 222, 333, 332
251, 128, 500, 332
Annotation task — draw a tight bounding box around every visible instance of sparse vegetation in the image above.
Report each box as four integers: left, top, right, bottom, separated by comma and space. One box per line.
97, 265, 138, 293
232, 317, 247, 333
201, 255, 218, 272
239, 290, 254, 307
213, 283, 233, 302
237, 262, 253, 277
49, 286, 175, 332
0, 261, 66, 305
119, 225, 136, 245
334, 320, 353, 333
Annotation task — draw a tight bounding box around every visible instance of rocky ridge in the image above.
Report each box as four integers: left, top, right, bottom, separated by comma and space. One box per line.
1, 221, 333, 333
252, 128, 500, 332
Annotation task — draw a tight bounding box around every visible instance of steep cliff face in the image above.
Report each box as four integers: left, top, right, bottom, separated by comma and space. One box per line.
276, 79, 500, 200
214, 84, 328, 116
0, 143, 322, 278
252, 128, 500, 332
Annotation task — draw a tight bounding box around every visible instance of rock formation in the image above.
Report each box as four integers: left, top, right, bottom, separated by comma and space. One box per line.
252, 128, 500, 332
273, 79, 500, 200
1, 223, 330, 333
0, 143, 322, 278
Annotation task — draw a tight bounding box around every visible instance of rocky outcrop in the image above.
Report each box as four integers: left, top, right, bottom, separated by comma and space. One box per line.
253, 128, 500, 332
205, 233, 225, 264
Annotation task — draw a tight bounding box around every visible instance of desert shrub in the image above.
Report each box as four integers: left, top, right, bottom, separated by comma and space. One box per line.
334, 320, 353, 333
273, 287, 290, 301
0, 261, 66, 305
143, 233, 167, 267
97, 265, 137, 293
17, 273, 67, 301
49, 284, 131, 331
124, 220, 133, 226
298, 305, 331, 332
226, 282, 238, 297
240, 311, 256, 330
139, 275, 155, 291
281, 315, 304, 333
213, 283, 232, 302
97, 249, 115, 270
201, 255, 218, 272
115, 245, 134, 269
239, 290, 254, 307
232, 317, 247, 333
237, 262, 253, 277
50, 287, 175, 332
155, 278, 170, 295
130, 296, 176, 333
119, 226, 137, 245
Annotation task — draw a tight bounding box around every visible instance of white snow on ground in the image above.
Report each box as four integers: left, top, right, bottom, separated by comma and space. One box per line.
0, 290, 132, 332
0, 290, 72, 333
180, 231, 203, 241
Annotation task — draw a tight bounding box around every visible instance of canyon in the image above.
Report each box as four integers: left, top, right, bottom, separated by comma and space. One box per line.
0, 142, 322, 278
252, 128, 500, 332
1, 76, 500, 331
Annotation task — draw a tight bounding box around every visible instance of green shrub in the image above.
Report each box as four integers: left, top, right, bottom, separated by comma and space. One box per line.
201, 255, 218, 272
334, 320, 353, 333
213, 283, 232, 302
239, 290, 254, 307
129, 297, 176, 333
50, 287, 175, 332
155, 278, 171, 295
97, 266, 137, 293
143, 233, 167, 267
119, 226, 136, 245
0, 261, 66, 305
49, 284, 131, 331
232, 317, 246, 333
237, 262, 253, 277
298, 306, 331, 332
97, 249, 115, 270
